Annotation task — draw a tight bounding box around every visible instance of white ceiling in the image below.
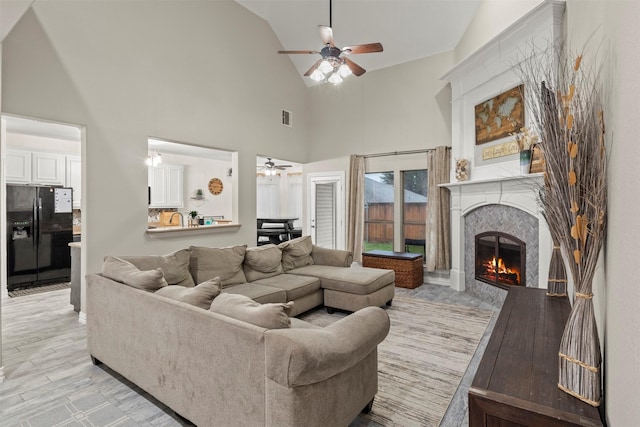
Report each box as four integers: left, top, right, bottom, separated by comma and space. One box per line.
235, 0, 482, 85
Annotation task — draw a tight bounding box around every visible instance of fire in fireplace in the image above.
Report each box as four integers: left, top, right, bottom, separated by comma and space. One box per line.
475, 232, 526, 288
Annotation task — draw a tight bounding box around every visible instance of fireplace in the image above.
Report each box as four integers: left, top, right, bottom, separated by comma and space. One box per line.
475, 232, 526, 289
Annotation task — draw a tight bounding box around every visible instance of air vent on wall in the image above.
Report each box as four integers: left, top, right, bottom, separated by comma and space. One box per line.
281, 110, 292, 127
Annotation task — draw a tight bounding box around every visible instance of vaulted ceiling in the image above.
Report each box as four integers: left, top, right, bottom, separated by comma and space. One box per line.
235, 0, 482, 84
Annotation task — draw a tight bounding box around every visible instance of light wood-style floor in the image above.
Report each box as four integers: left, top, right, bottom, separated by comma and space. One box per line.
0, 284, 501, 426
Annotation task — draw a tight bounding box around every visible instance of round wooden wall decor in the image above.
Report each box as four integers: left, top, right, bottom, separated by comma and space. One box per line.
208, 178, 223, 195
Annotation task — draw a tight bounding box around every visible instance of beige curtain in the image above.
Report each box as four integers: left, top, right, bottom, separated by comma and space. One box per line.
425, 146, 451, 271
346, 155, 365, 264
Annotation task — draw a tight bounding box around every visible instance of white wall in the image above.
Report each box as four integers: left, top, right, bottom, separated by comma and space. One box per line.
160, 152, 233, 220
564, 1, 640, 424
306, 51, 454, 161
455, 0, 543, 62
1, 1, 309, 279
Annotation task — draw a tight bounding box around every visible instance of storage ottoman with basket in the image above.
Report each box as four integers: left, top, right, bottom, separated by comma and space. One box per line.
362, 250, 424, 289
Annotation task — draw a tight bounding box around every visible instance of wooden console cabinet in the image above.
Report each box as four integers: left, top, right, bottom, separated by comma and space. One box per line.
469, 287, 603, 427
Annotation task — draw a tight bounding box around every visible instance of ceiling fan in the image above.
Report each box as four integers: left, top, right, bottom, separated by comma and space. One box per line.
257, 158, 292, 175
277, 0, 383, 84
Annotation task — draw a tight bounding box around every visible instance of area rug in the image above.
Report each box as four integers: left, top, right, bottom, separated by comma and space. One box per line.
299, 295, 494, 426
8, 282, 70, 298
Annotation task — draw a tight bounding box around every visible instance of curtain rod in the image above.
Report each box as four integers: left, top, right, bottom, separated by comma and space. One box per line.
361, 149, 433, 159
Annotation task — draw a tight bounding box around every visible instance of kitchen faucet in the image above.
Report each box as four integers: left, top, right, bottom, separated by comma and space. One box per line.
169, 212, 184, 227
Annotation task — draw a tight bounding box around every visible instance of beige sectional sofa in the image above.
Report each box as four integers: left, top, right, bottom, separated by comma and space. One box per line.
86, 236, 396, 426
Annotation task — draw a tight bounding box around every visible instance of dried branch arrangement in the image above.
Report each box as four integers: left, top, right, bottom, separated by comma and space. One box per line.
515, 41, 607, 407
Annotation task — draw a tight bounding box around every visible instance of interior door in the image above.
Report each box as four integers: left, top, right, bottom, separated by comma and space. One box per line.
309, 173, 344, 249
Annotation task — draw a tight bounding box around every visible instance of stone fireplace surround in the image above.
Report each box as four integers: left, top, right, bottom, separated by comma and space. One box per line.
465, 199, 539, 305
443, 175, 551, 303
439, 1, 562, 300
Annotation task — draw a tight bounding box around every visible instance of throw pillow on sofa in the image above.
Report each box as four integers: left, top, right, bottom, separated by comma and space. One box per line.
189, 245, 248, 287
278, 235, 314, 271
155, 277, 221, 309
209, 293, 294, 329
243, 244, 284, 282
102, 256, 168, 291
120, 249, 195, 287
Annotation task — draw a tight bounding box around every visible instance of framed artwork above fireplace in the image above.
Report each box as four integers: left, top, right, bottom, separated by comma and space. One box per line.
474, 84, 525, 145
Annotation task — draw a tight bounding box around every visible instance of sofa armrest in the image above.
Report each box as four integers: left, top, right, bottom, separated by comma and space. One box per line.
264, 306, 390, 387
311, 245, 353, 267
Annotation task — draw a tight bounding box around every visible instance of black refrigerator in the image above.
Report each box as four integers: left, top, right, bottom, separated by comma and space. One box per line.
7, 184, 73, 291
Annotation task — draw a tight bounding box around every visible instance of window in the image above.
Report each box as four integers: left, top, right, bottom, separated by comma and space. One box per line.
364, 172, 394, 252
402, 169, 428, 256
362, 153, 428, 260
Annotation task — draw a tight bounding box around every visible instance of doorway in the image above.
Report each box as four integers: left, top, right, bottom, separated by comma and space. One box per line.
1, 115, 83, 298
309, 172, 344, 249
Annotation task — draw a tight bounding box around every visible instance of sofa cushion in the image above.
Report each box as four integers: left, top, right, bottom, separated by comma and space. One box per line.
101, 256, 168, 292
222, 282, 287, 304
120, 249, 195, 287
155, 277, 221, 309
243, 244, 283, 282
251, 274, 321, 301
278, 235, 314, 271
209, 293, 293, 329
189, 245, 247, 287
287, 265, 395, 295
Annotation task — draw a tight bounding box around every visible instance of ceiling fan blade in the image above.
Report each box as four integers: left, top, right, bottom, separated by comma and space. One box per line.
342, 42, 384, 55
319, 25, 334, 47
343, 57, 366, 76
276, 165, 292, 169
278, 50, 320, 55
303, 59, 323, 77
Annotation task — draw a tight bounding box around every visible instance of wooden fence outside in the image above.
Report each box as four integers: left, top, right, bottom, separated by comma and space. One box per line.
365, 203, 426, 242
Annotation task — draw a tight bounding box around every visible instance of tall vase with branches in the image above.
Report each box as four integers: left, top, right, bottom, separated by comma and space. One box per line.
516, 42, 607, 407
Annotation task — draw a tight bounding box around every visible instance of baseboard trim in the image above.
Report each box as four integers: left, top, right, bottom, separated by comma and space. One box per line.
0, 365, 5, 384
78, 311, 87, 325
423, 270, 451, 287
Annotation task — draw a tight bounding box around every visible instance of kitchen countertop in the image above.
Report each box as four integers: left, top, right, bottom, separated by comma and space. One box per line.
146, 222, 241, 236
68, 242, 81, 248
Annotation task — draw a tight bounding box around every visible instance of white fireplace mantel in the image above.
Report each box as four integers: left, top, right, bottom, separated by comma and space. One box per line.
442, 173, 543, 216
437, 0, 564, 293
441, 174, 551, 292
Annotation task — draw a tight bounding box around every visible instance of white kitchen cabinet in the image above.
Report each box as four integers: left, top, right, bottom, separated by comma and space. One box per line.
148, 164, 183, 208
6, 150, 32, 183
66, 155, 82, 209
32, 152, 66, 185
7, 150, 67, 185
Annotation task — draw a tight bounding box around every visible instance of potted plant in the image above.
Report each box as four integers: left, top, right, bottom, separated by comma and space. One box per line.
188, 210, 199, 227
195, 189, 204, 200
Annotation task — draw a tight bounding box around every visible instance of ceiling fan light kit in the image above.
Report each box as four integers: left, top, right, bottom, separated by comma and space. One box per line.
278, 0, 382, 85
258, 157, 292, 176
